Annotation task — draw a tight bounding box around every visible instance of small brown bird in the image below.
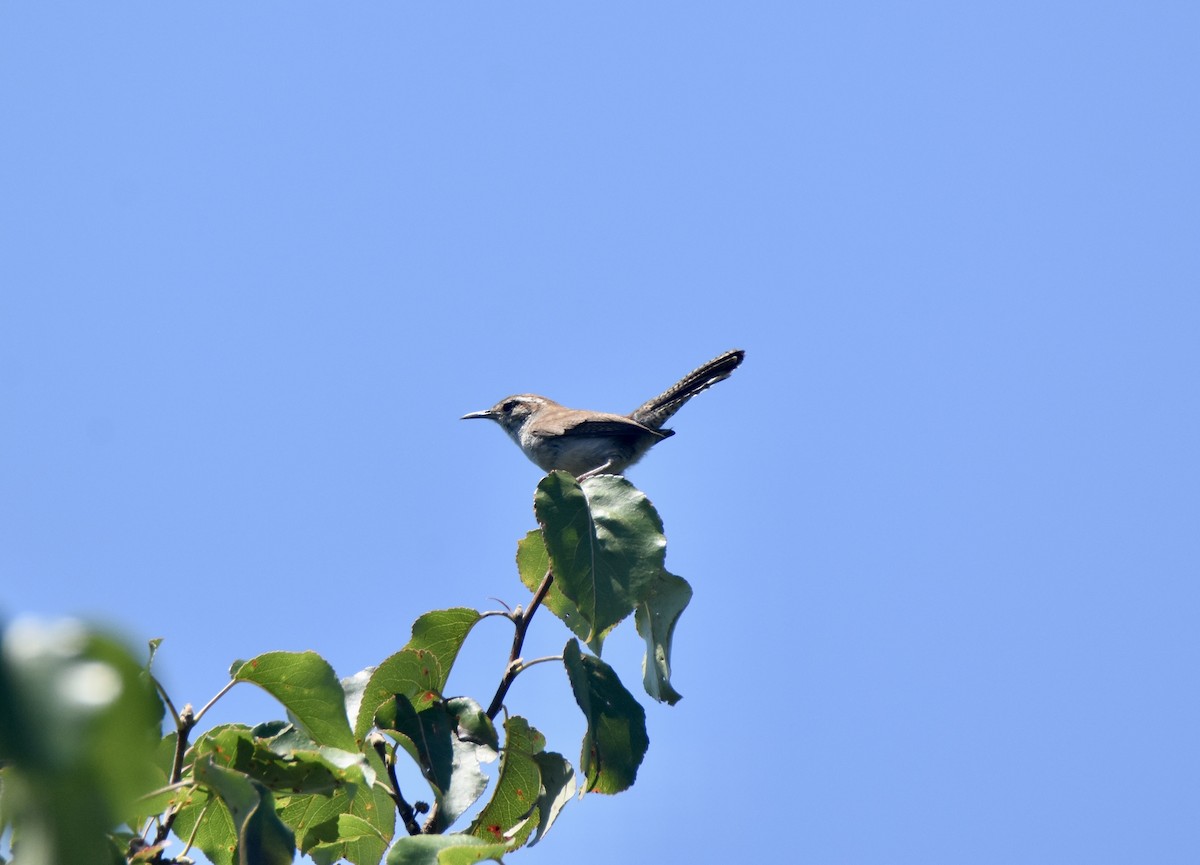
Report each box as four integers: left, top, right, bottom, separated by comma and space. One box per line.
462, 349, 745, 476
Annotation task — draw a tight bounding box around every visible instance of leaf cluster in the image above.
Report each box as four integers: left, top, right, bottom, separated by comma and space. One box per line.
0, 472, 693, 865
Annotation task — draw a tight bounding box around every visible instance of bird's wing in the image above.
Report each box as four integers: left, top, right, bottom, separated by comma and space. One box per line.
551, 414, 673, 440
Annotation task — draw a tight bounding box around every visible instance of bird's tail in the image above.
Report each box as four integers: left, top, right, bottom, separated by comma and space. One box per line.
630, 349, 745, 430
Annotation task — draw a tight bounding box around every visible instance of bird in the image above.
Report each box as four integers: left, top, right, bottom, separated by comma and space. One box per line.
462, 349, 745, 476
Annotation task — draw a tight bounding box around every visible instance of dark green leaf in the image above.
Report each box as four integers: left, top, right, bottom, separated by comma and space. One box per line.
195, 756, 295, 865
516, 530, 615, 650
377, 693, 449, 777
634, 569, 693, 704
466, 716, 542, 848
233, 651, 356, 752
534, 472, 665, 652
385, 834, 509, 865
447, 696, 499, 751
562, 640, 649, 794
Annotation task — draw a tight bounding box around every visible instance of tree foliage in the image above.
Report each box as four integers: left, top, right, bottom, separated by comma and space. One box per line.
0, 472, 693, 865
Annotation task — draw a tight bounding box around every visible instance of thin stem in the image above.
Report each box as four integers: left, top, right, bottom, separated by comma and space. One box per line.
136, 780, 194, 802
485, 567, 554, 719
178, 796, 212, 858
193, 678, 237, 723
371, 736, 423, 836
514, 654, 563, 672
152, 676, 181, 728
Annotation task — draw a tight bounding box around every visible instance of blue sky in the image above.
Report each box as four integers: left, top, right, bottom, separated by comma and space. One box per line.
2, 3, 1197, 864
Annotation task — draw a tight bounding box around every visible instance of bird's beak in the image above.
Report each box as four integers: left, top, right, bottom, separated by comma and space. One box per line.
461, 409, 495, 420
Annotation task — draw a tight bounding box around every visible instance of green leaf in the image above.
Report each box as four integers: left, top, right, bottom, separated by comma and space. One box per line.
233, 651, 357, 752
504, 715, 546, 756
466, 716, 542, 848
0, 618, 163, 865
534, 472, 666, 652
353, 608, 481, 741
562, 639, 649, 795
528, 751, 576, 846
146, 637, 164, 670
405, 608, 483, 680
345, 776, 399, 865
280, 752, 394, 865
267, 723, 375, 787
634, 569, 693, 705
336, 811, 390, 842
386, 834, 509, 865
439, 841, 513, 865
194, 756, 296, 865
191, 722, 374, 796
170, 787, 237, 865
306, 811, 391, 862
353, 650, 441, 741
447, 696, 499, 751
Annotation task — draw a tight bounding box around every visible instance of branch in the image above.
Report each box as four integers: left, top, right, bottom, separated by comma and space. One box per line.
149, 675, 234, 852
151, 703, 197, 849
485, 566, 554, 719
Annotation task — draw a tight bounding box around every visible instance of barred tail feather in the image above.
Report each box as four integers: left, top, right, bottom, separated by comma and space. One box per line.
630, 349, 745, 429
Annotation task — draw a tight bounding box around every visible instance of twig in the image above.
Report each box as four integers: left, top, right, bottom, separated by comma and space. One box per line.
371, 736, 423, 836
193, 679, 237, 723
513, 654, 563, 672
150, 703, 197, 851
485, 567, 554, 719
152, 677, 181, 728
136, 780, 195, 802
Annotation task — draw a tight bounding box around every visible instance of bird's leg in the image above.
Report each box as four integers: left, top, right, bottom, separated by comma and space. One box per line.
576, 460, 615, 481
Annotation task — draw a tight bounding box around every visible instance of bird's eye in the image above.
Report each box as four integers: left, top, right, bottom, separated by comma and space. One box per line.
501, 399, 520, 413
